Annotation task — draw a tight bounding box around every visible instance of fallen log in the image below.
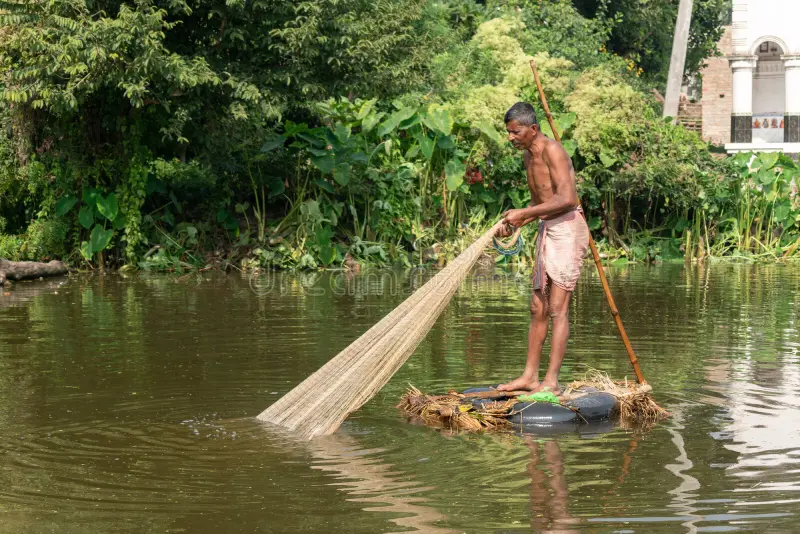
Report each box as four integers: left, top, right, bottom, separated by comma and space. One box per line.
0, 258, 68, 285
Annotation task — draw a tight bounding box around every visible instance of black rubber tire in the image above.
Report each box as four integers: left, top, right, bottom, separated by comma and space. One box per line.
461, 387, 618, 426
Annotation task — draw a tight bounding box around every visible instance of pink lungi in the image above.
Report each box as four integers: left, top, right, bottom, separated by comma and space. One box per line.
532, 207, 590, 293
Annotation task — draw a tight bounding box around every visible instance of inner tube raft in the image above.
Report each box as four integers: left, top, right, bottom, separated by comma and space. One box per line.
463, 386, 618, 427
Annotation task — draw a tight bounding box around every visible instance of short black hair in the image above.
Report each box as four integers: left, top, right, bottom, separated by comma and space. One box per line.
504, 102, 538, 127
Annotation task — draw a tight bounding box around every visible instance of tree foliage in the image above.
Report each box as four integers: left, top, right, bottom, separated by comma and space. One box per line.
572, 0, 731, 83
4, 0, 790, 269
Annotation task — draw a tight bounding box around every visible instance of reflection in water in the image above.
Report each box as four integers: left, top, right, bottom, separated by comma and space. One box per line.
526, 437, 580, 533
664, 407, 701, 534
707, 348, 800, 509
309, 432, 457, 534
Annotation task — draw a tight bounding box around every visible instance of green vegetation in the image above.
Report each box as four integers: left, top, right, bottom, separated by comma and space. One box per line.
0, 0, 797, 271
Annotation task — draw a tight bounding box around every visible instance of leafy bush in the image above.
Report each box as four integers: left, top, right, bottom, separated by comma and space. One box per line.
1, 0, 784, 269
0, 234, 24, 260
21, 219, 70, 261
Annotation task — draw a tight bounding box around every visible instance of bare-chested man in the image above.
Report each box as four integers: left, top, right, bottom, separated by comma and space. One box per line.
496, 102, 590, 395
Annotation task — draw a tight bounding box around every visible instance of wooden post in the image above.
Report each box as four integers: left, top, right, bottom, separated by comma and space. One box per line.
529, 60, 646, 384
685, 229, 693, 264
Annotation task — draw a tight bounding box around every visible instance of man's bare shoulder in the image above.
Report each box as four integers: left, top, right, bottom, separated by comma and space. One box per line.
542, 137, 569, 160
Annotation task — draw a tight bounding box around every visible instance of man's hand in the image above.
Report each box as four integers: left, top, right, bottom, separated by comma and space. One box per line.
495, 222, 514, 238
503, 208, 535, 228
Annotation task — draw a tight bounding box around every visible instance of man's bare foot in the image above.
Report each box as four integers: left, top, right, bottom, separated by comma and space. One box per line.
496, 376, 539, 392
532, 381, 562, 396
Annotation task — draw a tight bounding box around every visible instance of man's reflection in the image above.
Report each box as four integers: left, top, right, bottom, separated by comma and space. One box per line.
526, 436, 580, 533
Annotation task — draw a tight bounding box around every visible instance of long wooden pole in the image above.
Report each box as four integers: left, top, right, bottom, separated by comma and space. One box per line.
529, 60, 646, 384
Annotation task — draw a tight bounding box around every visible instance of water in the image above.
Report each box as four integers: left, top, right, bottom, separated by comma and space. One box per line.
0, 264, 798, 533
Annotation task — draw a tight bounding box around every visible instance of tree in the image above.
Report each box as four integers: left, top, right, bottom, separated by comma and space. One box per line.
572, 0, 730, 83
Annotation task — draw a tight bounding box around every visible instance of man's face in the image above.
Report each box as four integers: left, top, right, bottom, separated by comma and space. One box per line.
506, 120, 537, 151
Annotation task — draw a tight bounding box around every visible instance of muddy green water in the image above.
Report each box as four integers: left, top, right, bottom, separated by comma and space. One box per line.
1, 264, 799, 533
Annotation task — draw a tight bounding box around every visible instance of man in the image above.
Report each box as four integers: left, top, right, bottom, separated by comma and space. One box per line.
496, 102, 590, 395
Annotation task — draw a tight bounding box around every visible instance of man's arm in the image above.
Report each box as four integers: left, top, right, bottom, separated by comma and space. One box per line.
503, 143, 578, 226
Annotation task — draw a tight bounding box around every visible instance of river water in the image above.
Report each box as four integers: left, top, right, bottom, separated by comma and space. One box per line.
0, 263, 798, 533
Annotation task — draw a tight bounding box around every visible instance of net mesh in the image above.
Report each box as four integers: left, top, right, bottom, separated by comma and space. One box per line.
257, 221, 505, 439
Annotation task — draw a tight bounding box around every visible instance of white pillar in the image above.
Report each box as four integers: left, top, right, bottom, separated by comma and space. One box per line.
729, 56, 757, 143
731, 0, 749, 55
783, 56, 800, 142
731, 58, 756, 114
664, 0, 694, 120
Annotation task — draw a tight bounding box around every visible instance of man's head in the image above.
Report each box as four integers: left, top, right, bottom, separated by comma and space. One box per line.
504, 102, 539, 150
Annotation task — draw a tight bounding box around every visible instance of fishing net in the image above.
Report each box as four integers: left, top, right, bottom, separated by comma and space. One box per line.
257, 221, 506, 440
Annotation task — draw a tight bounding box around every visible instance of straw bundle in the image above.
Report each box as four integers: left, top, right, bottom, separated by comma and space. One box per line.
566, 370, 669, 429
398, 386, 516, 432
258, 221, 505, 439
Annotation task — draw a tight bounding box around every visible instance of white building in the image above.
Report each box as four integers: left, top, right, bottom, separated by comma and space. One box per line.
702, 0, 800, 153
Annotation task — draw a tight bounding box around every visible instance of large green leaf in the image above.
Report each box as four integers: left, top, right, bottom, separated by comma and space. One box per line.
757, 152, 779, 171
82, 188, 100, 208
405, 144, 420, 159
476, 120, 505, 146
55, 195, 78, 217
303, 200, 324, 224
417, 133, 435, 160
333, 123, 351, 144
314, 225, 333, 248
562, 139, 578, 157
377, 107, 417, 137
80, 241, 92, 261
333, 164, 350, 186
268, 177, 286, 199
731, 151, 752, 171
89, 225, 113, 254
398, 114, 420, 130
261, 135, 286, 153
777, 153, 797, 170
361, 111, 384, 133
96, 193, 119, 222
437, 135, 456, 149
297, 132, 325, 147
314, 178, 335, 193
82, 187, 100, 206
356, 99, 377, 120
422, 107, 453, 136
758, 168, 776, 185
318, 245, 336, 266
79, 205, 94, 229
587, 216, 602, 231
445, 159, 466, 191
113, 213, 127, 230
311, 154, 335, 174
773, 200, 793, 222
556, 112, 577, 133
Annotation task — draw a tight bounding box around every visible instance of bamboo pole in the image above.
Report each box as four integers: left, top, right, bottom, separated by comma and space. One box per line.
529, 60, 646, 384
